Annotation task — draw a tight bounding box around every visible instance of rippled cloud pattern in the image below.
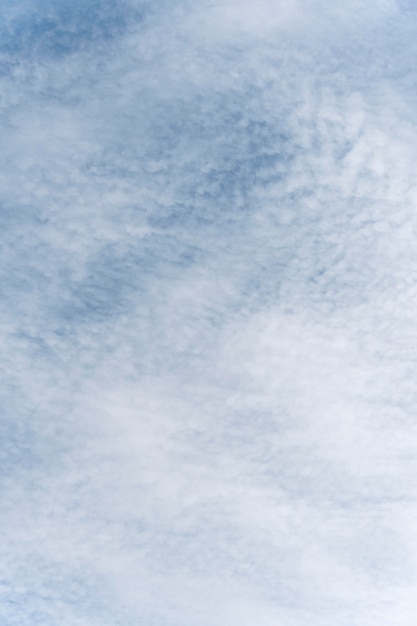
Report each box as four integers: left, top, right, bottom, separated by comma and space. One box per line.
2, 1, 417, 624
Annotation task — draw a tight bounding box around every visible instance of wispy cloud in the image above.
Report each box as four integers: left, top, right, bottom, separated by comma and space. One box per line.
2, 0, 417, 624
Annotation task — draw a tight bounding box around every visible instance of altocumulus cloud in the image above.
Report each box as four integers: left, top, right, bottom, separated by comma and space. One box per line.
2, 0, 417, 624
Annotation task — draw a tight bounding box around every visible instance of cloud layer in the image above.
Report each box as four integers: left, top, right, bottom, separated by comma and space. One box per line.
2, 1, 417, 624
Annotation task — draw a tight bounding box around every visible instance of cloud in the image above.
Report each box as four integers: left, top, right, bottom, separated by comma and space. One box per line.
2, 0, 417, 624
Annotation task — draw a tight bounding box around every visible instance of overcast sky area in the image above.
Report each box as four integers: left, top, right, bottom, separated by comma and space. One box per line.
3, 0, 417, 624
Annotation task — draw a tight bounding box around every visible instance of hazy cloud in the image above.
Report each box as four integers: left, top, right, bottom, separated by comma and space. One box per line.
2, 0, 417, 624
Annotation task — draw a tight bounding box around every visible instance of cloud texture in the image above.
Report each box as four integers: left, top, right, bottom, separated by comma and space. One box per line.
2, 0, 417, 624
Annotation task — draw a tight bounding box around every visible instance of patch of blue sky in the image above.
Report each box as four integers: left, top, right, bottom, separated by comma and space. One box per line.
56, 234, 206, 324
0, 0, 138, 60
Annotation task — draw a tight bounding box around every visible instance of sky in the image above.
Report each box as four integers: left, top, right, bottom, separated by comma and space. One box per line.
2, 0, 417, 624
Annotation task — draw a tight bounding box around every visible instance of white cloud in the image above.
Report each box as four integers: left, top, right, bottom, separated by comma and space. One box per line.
2, 0, 417, 624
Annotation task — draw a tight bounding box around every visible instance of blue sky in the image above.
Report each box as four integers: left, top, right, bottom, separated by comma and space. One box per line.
2, 0, 417, 624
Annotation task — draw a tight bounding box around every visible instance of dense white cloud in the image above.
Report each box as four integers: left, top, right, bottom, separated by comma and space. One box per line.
2, 0, 417, 624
